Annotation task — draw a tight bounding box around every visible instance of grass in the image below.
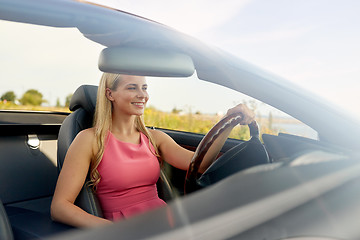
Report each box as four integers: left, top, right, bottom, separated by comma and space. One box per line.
1, 102, 277, 140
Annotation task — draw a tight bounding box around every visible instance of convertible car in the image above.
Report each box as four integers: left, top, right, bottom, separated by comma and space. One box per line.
1, 0, 360, 239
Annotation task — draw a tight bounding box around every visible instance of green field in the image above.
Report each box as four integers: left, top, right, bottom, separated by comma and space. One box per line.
144, 107, 279, 140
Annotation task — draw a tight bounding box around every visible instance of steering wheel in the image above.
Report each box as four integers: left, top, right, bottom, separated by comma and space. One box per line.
184, 112, 269, 194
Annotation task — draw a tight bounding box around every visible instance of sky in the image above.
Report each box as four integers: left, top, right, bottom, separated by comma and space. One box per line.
93, 0, 360, 116
93, 0, 360, 117
1, 0, 360, 119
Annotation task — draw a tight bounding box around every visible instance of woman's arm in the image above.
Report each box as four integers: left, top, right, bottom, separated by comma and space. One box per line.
51, 128, 111, 228
153, 104, 254, 173
151, 129, 194, 171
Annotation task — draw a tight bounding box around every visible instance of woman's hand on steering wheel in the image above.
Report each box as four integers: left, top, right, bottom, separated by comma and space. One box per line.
184, 104, 256, 194
225, 104, 255, 125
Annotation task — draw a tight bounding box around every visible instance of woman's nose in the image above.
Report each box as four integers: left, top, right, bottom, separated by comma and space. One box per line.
137, 90, 147, 98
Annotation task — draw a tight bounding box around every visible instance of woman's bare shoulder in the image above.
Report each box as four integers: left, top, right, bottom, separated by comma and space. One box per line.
79, 127, 96, 136
69, 127, 98, 155
74, 128, 96, 144
149, 129, 173, 144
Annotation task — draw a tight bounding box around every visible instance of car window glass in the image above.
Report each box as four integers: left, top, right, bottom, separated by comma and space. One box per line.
1, 20, 317, 141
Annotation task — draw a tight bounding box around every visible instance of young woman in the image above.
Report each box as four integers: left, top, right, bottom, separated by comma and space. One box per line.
51, 73, 254, 228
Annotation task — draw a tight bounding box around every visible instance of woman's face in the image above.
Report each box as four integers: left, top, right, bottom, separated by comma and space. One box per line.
107, 75, 149, 116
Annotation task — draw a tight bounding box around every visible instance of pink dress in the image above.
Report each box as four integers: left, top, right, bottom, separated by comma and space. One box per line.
96, 132, 166, 221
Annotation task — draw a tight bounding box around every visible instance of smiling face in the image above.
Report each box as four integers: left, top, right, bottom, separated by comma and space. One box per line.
106, 75, 149, 117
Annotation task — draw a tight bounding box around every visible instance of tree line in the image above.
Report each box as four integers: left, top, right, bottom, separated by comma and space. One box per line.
0, 90, 72, 107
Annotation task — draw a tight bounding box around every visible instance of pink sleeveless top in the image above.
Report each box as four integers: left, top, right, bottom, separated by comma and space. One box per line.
96, 132, 166, 221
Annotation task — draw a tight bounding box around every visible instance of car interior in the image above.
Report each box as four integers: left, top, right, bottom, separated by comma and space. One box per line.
0, 30, 349, 239
0, 83, 196, 236
0, 80, 345, 240
0, 79, 251, 239
0, 110, 72, 239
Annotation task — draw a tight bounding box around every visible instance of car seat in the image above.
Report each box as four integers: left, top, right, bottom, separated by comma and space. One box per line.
57, 85, 173, 219
57, 85, 103, 217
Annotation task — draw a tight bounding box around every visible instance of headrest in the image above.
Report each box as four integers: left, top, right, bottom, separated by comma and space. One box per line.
69, 85, 98, 113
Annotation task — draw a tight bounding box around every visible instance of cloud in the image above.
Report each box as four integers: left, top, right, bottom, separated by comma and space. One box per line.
88, 0, 251, 35
226, 24, 318, 46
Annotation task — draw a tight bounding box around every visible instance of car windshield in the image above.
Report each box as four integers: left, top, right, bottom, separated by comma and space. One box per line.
0, 20, 317, 140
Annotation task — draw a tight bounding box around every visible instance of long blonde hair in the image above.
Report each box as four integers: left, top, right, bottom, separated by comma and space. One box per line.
90, 73, 160, 189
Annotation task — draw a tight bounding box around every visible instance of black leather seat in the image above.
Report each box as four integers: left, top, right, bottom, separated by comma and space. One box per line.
57, 85, 103, 217
57, 85, 173, 219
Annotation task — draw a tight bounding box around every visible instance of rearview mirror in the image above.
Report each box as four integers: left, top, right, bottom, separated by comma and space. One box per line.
98, 47, 195, 77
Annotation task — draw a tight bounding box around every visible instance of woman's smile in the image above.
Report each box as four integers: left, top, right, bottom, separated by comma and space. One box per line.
132, 101, 146, 108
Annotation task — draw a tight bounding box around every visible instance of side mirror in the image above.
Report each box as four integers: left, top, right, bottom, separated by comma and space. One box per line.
98, 47, 195, 77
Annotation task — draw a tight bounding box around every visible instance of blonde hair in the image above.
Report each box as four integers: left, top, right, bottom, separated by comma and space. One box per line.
89, 73, 160, 189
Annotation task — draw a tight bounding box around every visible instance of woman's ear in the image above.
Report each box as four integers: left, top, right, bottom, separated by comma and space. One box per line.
105, 88, 114, 101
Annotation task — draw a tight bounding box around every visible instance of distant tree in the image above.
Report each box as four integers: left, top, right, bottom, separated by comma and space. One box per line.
171, 107, 182, 114
56, 98, 61, 107
65, 93, 73, 107
1, 91, 16, 102
268, 111, 273, 130
19, 89, 44, 106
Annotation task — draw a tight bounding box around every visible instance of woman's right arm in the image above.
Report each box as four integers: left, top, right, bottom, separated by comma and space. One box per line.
51, 128, 111, 228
